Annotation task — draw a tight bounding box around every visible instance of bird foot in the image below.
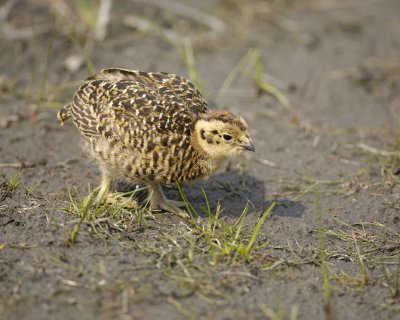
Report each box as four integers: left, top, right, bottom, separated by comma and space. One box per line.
103, 193, 139, 209
144, 183, 189, 217
165, 199, 186, 208
146, 197, 188, 217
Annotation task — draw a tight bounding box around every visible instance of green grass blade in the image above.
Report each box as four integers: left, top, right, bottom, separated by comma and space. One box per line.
176, 182, 198, 220
244, 201, 275, 256
201, 187, 211, 221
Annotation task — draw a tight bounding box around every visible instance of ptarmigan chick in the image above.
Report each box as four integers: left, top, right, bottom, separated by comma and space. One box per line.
58, 68, 255, 213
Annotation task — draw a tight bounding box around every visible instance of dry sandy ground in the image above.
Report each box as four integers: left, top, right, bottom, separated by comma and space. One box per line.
1, 0, 400, 319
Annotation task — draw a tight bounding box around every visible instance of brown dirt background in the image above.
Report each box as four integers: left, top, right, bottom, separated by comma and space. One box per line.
1, 0, 400, 319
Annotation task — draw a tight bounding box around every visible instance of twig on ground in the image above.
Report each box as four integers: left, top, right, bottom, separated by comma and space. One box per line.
306, 0, 386, 12
357, 143, 399, 157
0, 162, 38, 169
254, 158, 279, 168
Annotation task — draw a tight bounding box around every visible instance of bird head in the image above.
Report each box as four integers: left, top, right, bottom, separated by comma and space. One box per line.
194, 111, 254, 161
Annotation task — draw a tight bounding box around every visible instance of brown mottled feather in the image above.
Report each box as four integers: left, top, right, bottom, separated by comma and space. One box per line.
58, 68, 254, 213
58, 69, 210, 183
86, 68, 207, 115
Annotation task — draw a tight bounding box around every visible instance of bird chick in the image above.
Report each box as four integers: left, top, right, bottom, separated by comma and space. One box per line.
58, 68, 254, 213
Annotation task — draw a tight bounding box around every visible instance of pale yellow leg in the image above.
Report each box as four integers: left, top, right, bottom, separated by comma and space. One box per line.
96, 173, 112, 204
104, 193, 139, 209
145, 182, 187, 215
95, 173, 138, 208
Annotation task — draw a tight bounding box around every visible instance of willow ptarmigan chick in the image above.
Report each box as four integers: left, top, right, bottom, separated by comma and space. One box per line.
58, 68, 255, 213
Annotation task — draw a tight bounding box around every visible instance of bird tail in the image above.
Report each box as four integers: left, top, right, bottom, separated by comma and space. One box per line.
57, 103, 72, 125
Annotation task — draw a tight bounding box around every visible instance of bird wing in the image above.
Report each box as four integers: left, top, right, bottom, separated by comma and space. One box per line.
69, 77, 205, 147
86, 68, 208, 115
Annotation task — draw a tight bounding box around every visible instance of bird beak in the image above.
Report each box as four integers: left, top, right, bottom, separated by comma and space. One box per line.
241, 141, 255, 152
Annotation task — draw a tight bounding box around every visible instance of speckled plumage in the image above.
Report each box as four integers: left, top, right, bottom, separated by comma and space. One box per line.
58, 68, 254, 213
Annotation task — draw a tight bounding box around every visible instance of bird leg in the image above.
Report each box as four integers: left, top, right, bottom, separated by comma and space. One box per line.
103, 193, 139, 209
145, 182, 186, 214
96, 173, 112, 204
96, 173, 138, 208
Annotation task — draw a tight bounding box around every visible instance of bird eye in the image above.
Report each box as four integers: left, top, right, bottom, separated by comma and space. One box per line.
222, 134, 232, 141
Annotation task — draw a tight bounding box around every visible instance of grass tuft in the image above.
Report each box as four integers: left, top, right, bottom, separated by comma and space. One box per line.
218, 48, 290, 110
173, 37, 203, 93
180, 186, 276, 262
68, 188, 95, 245
314, 190, 333, 320
63, 186, 147, 245
1, 167, 22, 193
65, 184, 276, 264
25, 181, 40, 197
353, 232, 369, 287
383, 266, 400, 300
259, 302, 298, 320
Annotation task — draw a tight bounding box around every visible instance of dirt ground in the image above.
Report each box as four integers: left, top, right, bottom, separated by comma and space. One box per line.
1, 0, 400, 319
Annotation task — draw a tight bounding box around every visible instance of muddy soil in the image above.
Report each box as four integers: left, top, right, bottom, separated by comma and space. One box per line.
1, 1, 400, 319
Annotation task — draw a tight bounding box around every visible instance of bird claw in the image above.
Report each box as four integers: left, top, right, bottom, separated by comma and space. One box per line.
148, 198, 188, 218
103, 193, 139, 209
165, 199, 186, 208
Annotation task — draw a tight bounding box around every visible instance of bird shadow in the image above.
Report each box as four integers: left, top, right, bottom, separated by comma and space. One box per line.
172, 172, 305, 218
117, 171, 305, 218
